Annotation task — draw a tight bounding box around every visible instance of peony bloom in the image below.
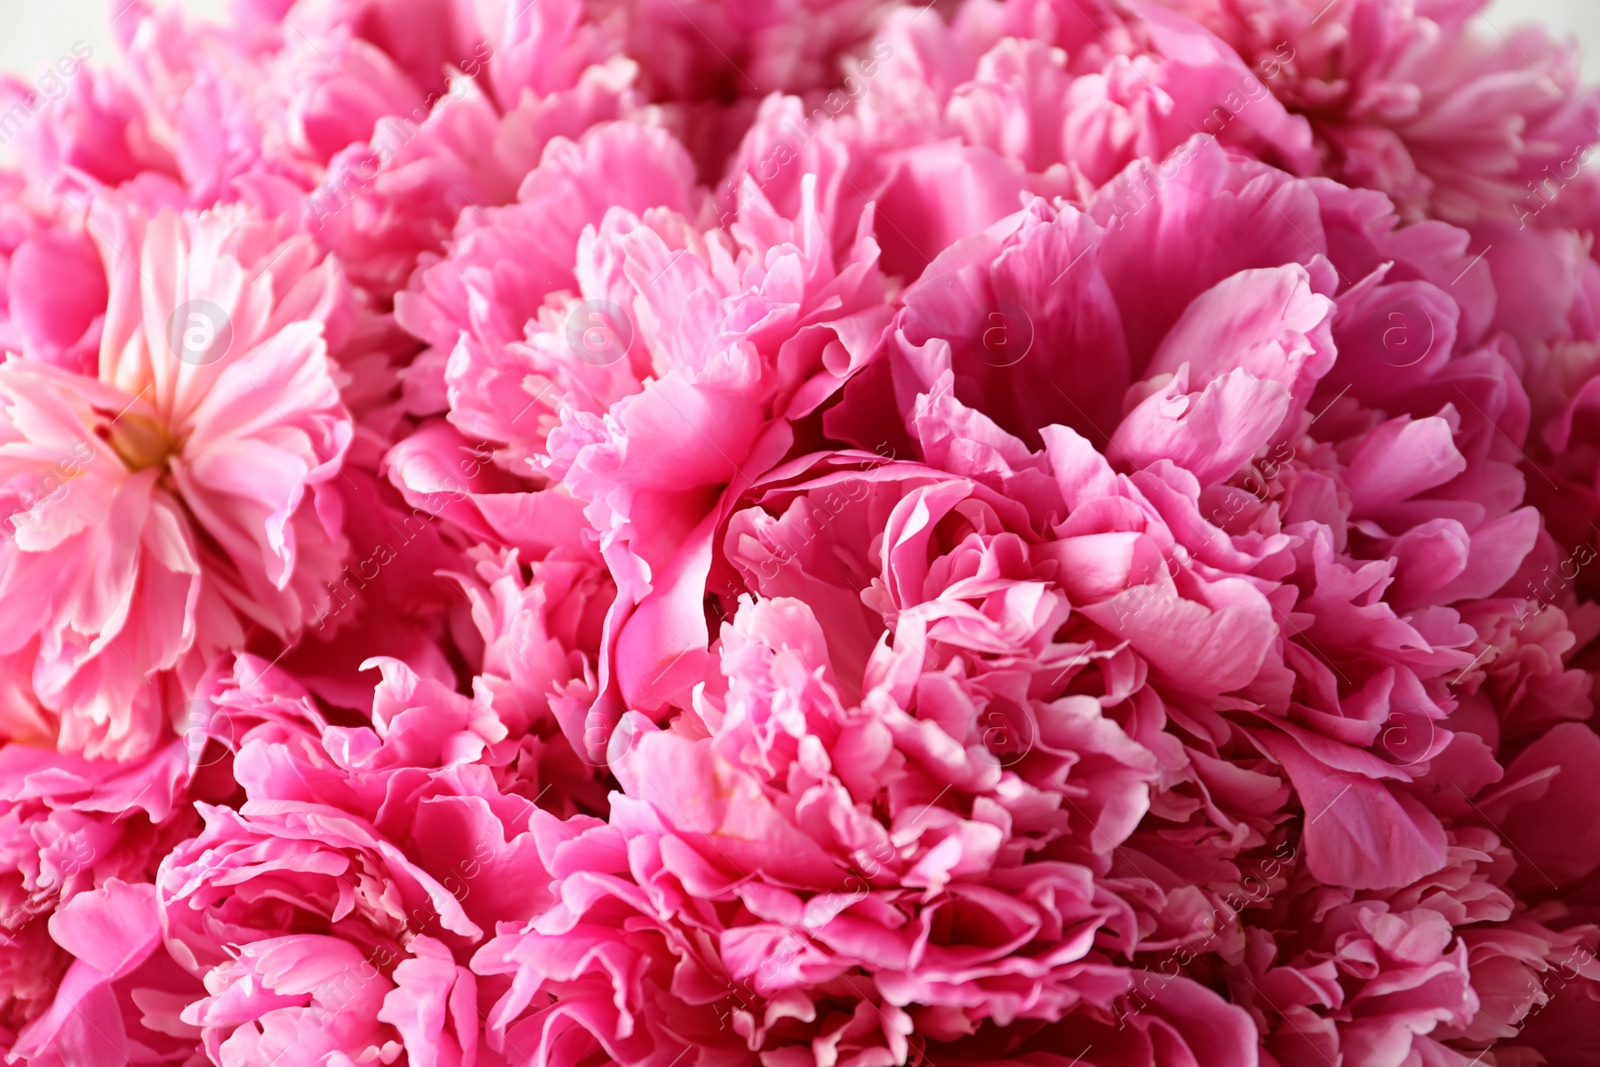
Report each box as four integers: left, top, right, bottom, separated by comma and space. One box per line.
1157, 0, 1600, 227
445, 543, 617, 816
394, 112, 894, 750
816, 135, 1537, 896
1219, 828, 1600, 1066
157, 657, 560, 1066
712, 0, 1322, 286
265, 0, 643, 297
0, 738, 196, 1053
9, 878, 206, 1067
0, 201, 351, 757
0, 0, 1595, 1063
469, 423, 1243, 1064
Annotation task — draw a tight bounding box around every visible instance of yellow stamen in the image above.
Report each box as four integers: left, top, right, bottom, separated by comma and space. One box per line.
96, 411, 175, 473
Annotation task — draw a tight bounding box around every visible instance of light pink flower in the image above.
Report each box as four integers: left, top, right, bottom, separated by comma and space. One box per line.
283, 0, 640, 295
0, 201, 351, 757
394, 120, 709, 468
1159, 0, 1600, 226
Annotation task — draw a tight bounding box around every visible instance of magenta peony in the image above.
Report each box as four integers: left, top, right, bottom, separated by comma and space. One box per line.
0, 0, 1598, 1063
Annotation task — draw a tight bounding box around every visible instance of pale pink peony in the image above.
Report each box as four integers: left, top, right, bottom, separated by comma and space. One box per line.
1158, 0, 1600, 227
0, 200, 352, 757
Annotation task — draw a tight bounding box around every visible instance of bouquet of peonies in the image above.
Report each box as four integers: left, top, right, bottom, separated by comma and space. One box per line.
3, 0, 1600, 1063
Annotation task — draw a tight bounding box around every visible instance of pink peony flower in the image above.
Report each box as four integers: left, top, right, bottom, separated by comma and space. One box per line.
0, 201, 352, 757
157, 657, 560, 1066
0, 0, 1595, 1063
0, 738, 196, 1053
470, 430, 1275, 1064
713, 0, 1321, 286
1216, 826, 1600, 1066
10, 878, 206, 1067
394, 113, 895, 747
1158, 0, 1600, 227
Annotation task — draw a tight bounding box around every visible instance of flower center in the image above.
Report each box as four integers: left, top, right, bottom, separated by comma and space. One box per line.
96, 411, 176, 473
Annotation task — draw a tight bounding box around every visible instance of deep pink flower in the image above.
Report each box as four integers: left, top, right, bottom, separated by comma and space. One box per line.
1219, 828, 1600, 1066
10, 879, 205, 1067
470, 430, 1271, 1064
0, 0, 1595, 1064
158, 658, 544, 1066
0, 739, 196, 1054
715, 0, 1320, 285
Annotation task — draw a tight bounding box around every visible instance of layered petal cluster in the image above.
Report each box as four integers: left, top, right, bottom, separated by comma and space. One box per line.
392, 112, 894, 742
0, 0, 1597, 1064
157, 657, 539, 1067
1156, 0, 1600, 227
470, 438, 1253, 1064
0, 738, 196, 1052
0, 201, 352, 758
